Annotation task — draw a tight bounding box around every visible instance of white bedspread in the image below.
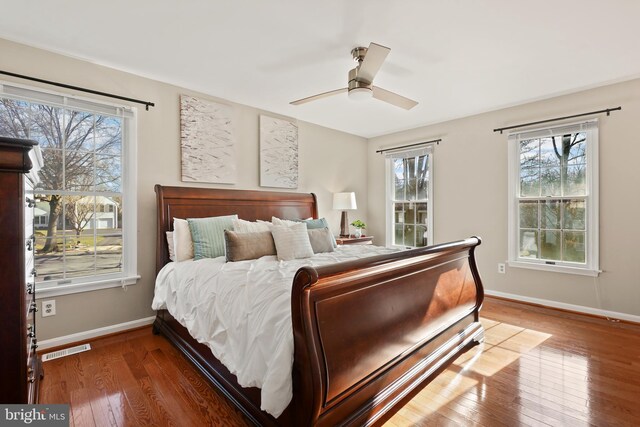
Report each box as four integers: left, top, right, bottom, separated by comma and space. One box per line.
151, 244, 396, 417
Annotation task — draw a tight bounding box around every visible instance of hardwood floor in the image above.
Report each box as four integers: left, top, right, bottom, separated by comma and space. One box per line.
39, 297, 640, 426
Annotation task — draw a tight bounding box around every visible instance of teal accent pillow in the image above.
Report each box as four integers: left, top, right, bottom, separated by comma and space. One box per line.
188, 214, 238, 260
297, 218, 337, 248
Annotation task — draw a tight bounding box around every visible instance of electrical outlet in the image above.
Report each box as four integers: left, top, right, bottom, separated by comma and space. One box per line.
42, 300, 56, 317
497, 263, 506, 274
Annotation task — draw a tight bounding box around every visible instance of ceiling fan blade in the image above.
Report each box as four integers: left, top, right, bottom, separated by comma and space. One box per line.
358, 42, 391, 83
290, 88, 348, 105
372, 86, 418, 110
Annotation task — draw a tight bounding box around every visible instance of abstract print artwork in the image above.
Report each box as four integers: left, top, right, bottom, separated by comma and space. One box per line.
260, 115, 298, 188
181, 95, 236, 183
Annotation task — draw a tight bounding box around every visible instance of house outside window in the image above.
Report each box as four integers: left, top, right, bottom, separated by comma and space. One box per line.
385, 144, 433, 248
0, 82, 138, 296
508, 120, 599, 276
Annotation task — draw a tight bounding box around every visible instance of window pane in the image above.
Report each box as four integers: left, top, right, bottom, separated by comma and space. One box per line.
519, 230, 538, 258
417, 155, 428, 200
520, 167, 539, 197
394, 203, 403, 225
36, 148, 63, 191
540, 230, 561, 261
564, 165, 586, 196
416, 202, 428, 225
406, 157, 416, 200
394, 159, 404, 200
541, 200, 561, 229
415, 225, 428, 247
35, 236, 64, 283
394, 224, 403, 246
95, 116, 122, 155
96, 234, 122, 275
563, 199, 585, 230
65, 150, 94, 191
540, 167, 561, 196
0, 98, 29, 138
519, 201, 538, 229
404, 203, 415, 225
96, 196, 122, 232
64, 195, 96, 238
65, 111, 95, 152
403, 225, 415, 247
65, 236, 96, 279
29, 104, 65, 149
567, 133, 586, 166
96, 155, 121, 192
540, 137, 561, 166
519, 139, 539, 168
563, 231, 586, 263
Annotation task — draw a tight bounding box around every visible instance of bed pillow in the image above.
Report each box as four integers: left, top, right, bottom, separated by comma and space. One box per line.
232, 218, 271, 233
307, 228, 335, 254
187, 214, 238, 260
166, 231, 176, 262
224, 230, 276, 262
271, 216, 298, 227
299, 218, 337, 248
173, 218, 194, 262
270, 222, 314, 261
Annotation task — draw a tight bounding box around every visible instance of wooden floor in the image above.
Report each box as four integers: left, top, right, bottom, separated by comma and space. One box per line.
39, 297, 640, 426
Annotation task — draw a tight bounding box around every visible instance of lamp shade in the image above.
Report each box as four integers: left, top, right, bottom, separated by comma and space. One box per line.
333, 192, 357, 210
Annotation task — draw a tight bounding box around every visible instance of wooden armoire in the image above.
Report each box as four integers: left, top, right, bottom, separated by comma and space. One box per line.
0, 136, 43, 403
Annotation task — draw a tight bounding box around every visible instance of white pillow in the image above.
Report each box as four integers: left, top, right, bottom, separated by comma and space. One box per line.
270, 223, 314, 261
173, 218, 194, 262
271, 216, 298, 227
166, 231, 176, 262
233, 218, 271, 233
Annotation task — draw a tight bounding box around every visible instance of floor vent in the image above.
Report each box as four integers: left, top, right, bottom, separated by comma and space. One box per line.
42, 343, 91, 362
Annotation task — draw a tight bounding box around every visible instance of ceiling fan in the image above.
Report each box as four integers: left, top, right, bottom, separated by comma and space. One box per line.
290, 42, 418, 110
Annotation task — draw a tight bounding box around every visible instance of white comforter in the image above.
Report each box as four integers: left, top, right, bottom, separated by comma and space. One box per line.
151, 245, 396, 417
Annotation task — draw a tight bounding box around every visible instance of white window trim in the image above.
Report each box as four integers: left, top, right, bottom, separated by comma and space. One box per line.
384, 143, 434, 249
1, 80, 139, 296
507, 120, 599, 276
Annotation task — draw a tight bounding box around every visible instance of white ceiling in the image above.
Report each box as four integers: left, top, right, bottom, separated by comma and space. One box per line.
1, 1, 640, 138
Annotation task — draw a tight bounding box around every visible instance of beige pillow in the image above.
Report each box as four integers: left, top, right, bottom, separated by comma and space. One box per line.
307, 228, 335, 254
232, 218, 271, 233
270, 223, 314, 261
173, 218, 194, 261
224, 230, 276, 262
271, 216, 298, 227
166, 231, 176, 261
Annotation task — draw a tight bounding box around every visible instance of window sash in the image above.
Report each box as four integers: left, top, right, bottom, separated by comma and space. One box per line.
1, 82, 138, 292
508, 120, 599, 275
386, 144, 434, 249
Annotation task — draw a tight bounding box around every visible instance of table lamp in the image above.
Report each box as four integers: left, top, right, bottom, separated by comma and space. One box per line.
333, 192, 357, 237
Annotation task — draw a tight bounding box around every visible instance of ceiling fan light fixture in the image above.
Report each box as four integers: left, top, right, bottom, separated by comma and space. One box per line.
348, 87, 373, 101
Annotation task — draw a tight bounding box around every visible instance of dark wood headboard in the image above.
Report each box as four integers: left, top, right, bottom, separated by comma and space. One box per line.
155, 185, 318, 273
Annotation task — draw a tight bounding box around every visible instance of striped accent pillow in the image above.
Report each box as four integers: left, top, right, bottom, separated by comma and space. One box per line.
187, 214, 238, 260
270, 222, 314, 261
232, 218, 271, 233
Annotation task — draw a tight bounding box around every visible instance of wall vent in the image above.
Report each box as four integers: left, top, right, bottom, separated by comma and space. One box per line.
41, 343, 91, 362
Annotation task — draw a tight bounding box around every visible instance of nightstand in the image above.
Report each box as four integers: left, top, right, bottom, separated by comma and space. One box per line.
335, 236, 374, 245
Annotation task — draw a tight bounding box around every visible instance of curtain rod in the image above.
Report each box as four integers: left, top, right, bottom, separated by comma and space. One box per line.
376, 138, 441, 154
0, 69, 156, 111
493, 106, 621, 134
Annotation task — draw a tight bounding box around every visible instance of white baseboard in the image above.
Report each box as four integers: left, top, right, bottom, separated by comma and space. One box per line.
485, 290, 640, 324
38, 316, 156, 351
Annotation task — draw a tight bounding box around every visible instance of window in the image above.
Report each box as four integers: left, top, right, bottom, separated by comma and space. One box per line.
0, 82, 138, 296
385, 145, 433, 248
508, 120, 599, 276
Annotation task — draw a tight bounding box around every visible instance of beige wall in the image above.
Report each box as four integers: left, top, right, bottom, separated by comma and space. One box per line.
368, 78, 640, 317
0, 38, 368, 340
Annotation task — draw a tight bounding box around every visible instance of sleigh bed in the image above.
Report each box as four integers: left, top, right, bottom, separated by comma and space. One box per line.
152, 185, 485, 426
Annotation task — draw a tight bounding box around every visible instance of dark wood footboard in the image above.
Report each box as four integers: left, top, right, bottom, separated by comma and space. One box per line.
291, 237, 484, 426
